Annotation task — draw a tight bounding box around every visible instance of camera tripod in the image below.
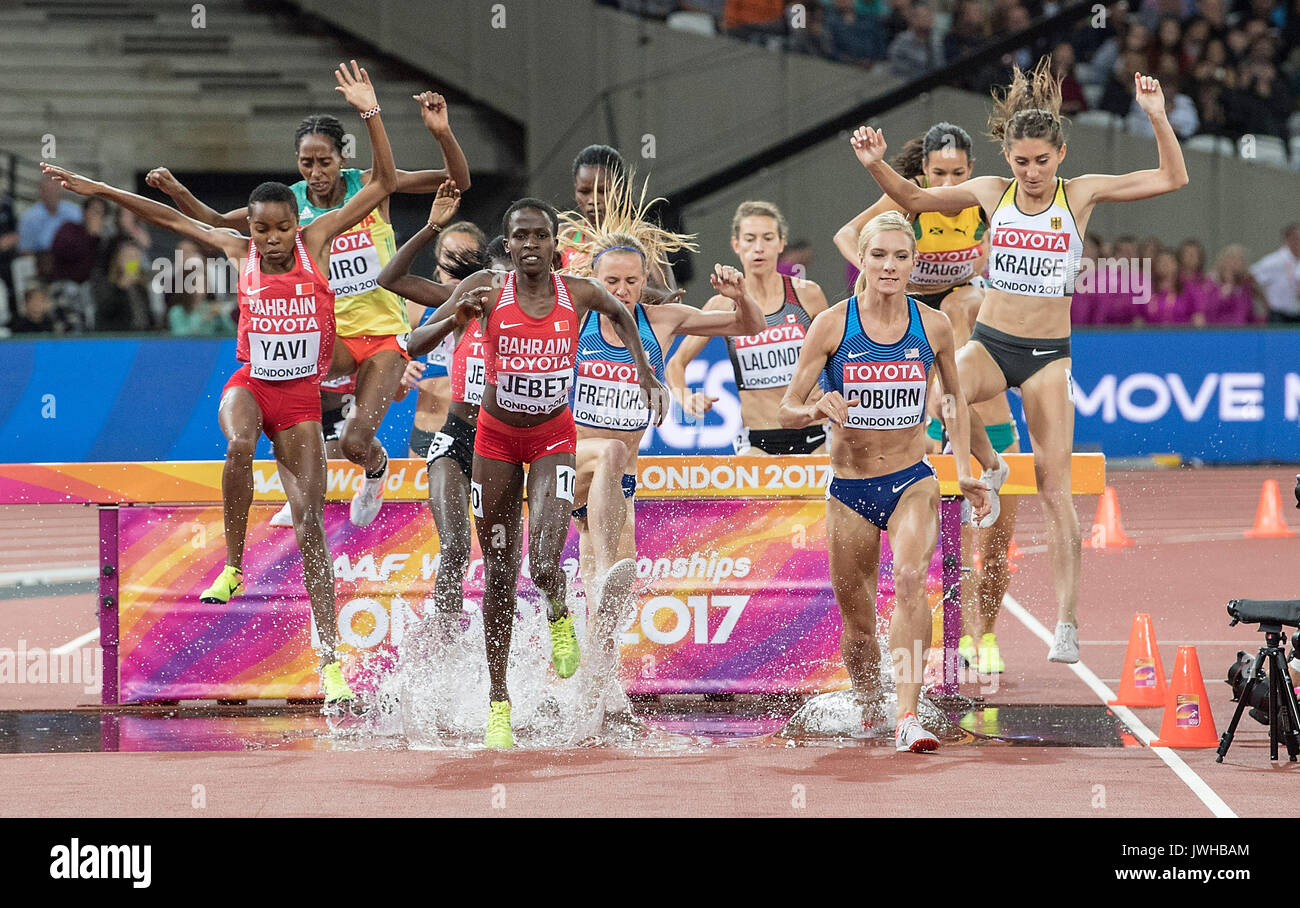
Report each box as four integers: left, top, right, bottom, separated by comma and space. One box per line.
1216, 623, 1300, 762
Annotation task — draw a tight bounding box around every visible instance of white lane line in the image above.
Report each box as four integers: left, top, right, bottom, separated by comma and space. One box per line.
1001, 593, 1236, 819
1082, 641, 1247, 646
0, 567, 98, 587
51, 627, 100, 657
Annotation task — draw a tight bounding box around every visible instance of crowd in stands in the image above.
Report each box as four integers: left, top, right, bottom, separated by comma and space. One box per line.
0, 179, 236, 337
607, 0, 1300, 152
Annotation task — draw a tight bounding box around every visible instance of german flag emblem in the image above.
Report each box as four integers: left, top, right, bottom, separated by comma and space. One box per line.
1050, 216, 1062, 231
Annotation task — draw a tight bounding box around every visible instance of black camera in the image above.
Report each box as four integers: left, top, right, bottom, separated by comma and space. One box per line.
1227, 651, 1271, 726
1226, 598, 1300, 629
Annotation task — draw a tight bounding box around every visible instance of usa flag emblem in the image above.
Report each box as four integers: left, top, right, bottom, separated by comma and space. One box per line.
905, 347, 920, 359
295, 282, 314, 296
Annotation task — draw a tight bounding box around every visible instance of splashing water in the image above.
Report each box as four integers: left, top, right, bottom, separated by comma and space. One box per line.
362, 588, 634, 748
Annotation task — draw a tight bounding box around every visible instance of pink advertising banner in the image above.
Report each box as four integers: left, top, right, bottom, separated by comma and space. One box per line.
117, 499, 949, 701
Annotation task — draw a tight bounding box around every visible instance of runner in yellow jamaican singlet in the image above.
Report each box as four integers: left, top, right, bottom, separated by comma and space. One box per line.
834, 122, 1020, 676
147, 89, 471, 526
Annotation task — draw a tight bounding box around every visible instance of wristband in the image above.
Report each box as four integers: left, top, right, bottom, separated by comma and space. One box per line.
426, 221, 443, 235
360, 106, 381, 120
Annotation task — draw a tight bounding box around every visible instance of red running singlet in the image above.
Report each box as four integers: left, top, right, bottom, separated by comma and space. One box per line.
484, 271, 579, 416
235, 230, 336, 382
450, 319, 486, 406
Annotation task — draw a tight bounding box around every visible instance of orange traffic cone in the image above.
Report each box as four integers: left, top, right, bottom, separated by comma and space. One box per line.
1151, 646, 1218, 748
1244, 480, 1295, 538
1084, 487, 1134, 548
1108, 613, 1167, 707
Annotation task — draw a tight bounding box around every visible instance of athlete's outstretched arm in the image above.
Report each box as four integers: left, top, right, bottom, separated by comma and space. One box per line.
406, 270, 497, 358
377, 181, 462, 307
144, 168, 248, 231
923, 308, 989, 519
779, 308, 843, 428
661, 265, 764, 337
851, 127, 1001, 214
833, 195, 905, 266
573, 279, 670, 426
39, 164, 246, 261
1068, 74, 1189, 206
665, 297, 730, 418
303, 61, 399, 256
368, 92, 471, 194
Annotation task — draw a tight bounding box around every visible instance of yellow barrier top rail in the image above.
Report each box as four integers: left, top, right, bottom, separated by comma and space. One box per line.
0, 454, 1105, 505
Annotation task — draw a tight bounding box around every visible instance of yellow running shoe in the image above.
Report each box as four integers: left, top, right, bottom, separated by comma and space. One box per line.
200, 565, 243, 604
485, 700, 513, 749
958, 634, 976, 668
320, 660, 355, 704
548, 614, 580, 679
977, 633, 1005, 674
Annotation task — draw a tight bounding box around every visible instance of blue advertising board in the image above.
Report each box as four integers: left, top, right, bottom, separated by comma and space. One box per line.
1, 330, 1297, 464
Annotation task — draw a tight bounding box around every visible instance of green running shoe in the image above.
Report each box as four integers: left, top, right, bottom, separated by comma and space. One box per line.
485, 700, 513, 749
200, 565, 243, 604
548, 614, 580, 679
958, 634, 976, 669
977, 633, 1005, 674
320, 660, 355, 704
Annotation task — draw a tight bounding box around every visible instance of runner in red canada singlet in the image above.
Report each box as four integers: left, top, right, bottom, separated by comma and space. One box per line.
39, 61, 400, 709
414, 197, 668, 749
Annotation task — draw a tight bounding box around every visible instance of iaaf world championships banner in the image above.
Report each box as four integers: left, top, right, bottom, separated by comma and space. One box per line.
117, 501, 947, 701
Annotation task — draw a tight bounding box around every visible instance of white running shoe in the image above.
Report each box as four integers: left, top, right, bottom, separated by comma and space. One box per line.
350, 450, 388, 527
895, 712, 940, 753
1048, 621, 1080, 663
974, 453, 1009, 529
269, 501, 294, 528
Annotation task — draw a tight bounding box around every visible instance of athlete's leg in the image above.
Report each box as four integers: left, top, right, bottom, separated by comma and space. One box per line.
272, 420, 338, 667
525, 451, 577, 619
940, 285, 980, 349
955, 340, 1008, 471
428, 457, 473, 617
340, 350, 406, 472
1019, 359, 1080, 629
410, 377, 451, 457
217, 386, 264, 570
472, 454, 525, 703
580, 439, 630, 576
976, 438, 1022, 636
826, 495, 884, 700
885, 476, 941, 721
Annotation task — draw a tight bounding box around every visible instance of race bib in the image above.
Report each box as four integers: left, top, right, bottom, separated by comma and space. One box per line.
733, 323, 805, 389
464, 356, 485, 405
842, 360, 927, 429
248, 331, 321, 381
328, 230, 382, 298
572, 360, 648, 430
495, 369, 572, 414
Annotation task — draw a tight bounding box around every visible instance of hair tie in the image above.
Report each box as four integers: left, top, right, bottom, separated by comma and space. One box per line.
592, 244, 645, 264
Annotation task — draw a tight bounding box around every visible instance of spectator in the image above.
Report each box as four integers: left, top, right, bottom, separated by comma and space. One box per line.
787, 1, 833, 57
50, 196, 109, 285
165, 238, 235, 336
1143, 249, 1199, 324
0, 193, 18, 321
1250, 222, 1300, 323
94, 235, 154, 332
1079, 1, 1132, 85
944, 0, 990, 63
1151, 16, 1187, 75
1052, 41, 1090, 114
1137, 0, 1196, 29
880, 0, 910, 43
1194, 0, 1230, 40
1235, 36, 1292, 143
1095, 236, 1141, 325
887, 0, 943, 76
1177, 238, 1216, 319
825, 0, 886, 63
9, 284, 77, 334
1100, 48, 1147, 118
113, 205, 153, 253
1181, 17, 1211, 65
17, 178, 82, 281
1206, 244, 1260, 324
723, 0, 786, 42
1127, 64, 1199, 136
